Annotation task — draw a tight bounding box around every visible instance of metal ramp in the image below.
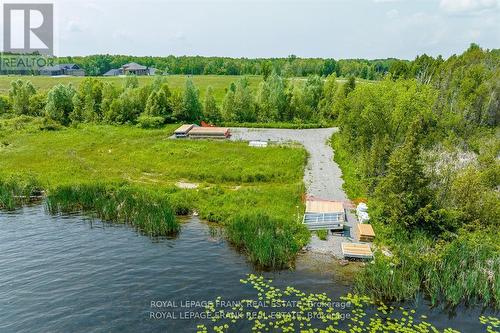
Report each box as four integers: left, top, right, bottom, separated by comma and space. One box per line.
303, 212, 344, 231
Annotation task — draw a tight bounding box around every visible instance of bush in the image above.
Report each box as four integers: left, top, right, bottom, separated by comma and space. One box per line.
136, 115, 165, 128
0, 95, 11, 114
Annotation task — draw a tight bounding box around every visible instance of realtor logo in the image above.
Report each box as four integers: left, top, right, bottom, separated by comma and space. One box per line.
3, 3, 53, 55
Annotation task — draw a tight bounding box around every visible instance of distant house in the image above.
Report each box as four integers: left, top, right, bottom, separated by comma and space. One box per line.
103, 62, 156, 76
40, 63, 85, 76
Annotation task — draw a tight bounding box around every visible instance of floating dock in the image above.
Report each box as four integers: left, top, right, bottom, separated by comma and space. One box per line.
174, 124, 195, 138
187, 126, 231, 139
341, 242, 373, 259
303, 198, 345, 231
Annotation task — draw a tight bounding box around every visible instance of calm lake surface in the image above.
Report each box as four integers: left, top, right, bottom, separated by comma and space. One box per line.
0, 205, 495, 333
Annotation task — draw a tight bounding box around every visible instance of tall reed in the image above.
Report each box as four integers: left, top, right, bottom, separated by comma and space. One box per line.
0, 175, 42, 210
46, 184, 179, 236
227, 211, 310, 269
355, 229, 500, 308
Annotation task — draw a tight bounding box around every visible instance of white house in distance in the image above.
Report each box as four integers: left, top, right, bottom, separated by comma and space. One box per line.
104, 62, 156, 76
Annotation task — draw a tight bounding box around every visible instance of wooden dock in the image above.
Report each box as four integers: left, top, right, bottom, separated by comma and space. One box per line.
341, 242, 373, 259
303, 198, 345, 231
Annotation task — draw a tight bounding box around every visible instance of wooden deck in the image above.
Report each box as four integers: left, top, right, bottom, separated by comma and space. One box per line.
357, 224, 375, 242
341, 242, 373, 259
305, 200, 344, 214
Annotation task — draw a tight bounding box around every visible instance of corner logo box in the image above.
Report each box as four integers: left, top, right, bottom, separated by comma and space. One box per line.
2, 3, 54, 71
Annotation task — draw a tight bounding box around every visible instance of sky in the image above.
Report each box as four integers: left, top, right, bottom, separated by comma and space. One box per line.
4, 0, 500, 59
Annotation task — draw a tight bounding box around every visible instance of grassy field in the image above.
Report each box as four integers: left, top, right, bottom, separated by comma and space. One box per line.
0, 74, 376, 104
0, 118, 309, 267
0, 75, 263, 102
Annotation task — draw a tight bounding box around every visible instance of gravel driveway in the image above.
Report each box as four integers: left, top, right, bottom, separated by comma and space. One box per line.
230, 127, 356, 258
230, 127, 347, 201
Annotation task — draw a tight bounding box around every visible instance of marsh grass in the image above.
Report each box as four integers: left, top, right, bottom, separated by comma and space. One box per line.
46, 183, 179, 236
0, 175, 42, 210
227, 212, 309, 269
356, 229, 500, 308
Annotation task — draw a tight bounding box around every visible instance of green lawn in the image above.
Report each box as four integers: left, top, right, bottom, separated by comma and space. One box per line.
0, 75, 263, 102
0, 121, 306, 222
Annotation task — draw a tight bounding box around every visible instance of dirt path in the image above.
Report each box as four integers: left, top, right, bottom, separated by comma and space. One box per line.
230, 127, 357, 258
230, 127, 347, 201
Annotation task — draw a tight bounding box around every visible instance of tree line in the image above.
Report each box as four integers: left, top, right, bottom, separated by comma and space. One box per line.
0, 72, 350, 128
0, 53, 399, 79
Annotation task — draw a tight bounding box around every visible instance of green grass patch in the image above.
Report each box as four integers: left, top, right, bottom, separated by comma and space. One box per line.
0, 75, 263, 103
316, 229, 328, 240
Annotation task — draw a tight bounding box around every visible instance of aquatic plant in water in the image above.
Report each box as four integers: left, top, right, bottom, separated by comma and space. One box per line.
197, 274, 499, 333
45, 183, 179, 236
0, 175, 42, 210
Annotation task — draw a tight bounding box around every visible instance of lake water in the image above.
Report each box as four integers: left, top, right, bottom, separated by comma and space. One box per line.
0, 205, 495, 333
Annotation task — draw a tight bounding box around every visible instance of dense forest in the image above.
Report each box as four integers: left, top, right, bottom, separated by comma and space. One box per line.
331, 44, 500, 306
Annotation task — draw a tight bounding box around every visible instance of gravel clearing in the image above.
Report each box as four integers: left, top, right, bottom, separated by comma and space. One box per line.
230, 127, 358, 258
230, 127, 347, 200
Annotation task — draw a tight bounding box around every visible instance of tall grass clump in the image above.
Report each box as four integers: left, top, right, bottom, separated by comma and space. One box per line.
356, 229, 500, 308
423, 230, 500, 307
0, 175, 42, 210
46, 184, 179, 236
227, 211, 310, 269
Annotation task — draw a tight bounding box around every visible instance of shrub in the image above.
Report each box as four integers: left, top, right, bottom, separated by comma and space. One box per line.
136, 115, 164, 129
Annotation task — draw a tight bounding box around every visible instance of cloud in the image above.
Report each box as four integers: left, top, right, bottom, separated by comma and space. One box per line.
386, 9, 399, 19
440, 0, 499, 13
67, 20, 84, 33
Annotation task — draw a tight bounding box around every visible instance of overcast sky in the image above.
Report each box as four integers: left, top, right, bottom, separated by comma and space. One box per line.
29, 0, 500, 59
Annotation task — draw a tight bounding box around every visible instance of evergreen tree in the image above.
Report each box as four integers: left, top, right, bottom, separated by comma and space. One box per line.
181, 79, 202, 122
71, 78, 103, 123
232, 77, 256, 122
222, 86, 236, 122
344, 76, 356, 96
374, 121, 434, 230
144, 89, 169, 118
203, 86, 221, 123
318, 73, 339, 120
